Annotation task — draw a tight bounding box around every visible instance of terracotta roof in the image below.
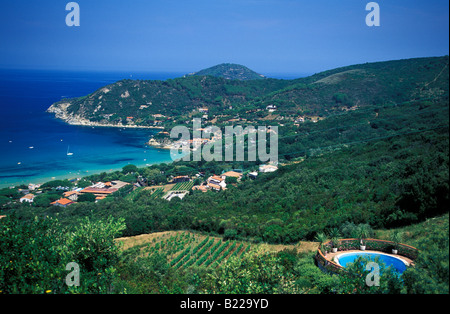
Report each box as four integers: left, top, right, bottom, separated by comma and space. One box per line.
193, 185, 209, 192
21, 193, 35, 200
81, 187, 118, 194
222, 171, 243, 178
63, 191, 80, 197
51, 198, 74, 206
210, 175, 224, 182
208, 183, 222, 190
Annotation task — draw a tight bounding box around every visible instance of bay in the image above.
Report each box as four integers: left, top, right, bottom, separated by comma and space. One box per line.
0, 69, 183, 188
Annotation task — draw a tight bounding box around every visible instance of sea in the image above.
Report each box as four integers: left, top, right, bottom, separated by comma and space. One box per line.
0, 69, 186, 188
0, 69, 305, 189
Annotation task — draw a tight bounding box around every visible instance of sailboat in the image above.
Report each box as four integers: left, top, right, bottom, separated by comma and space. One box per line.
67, 146, 74, 156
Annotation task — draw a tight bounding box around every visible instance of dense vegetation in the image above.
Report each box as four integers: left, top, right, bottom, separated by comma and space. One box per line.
185, 63, 266, 81
2, 56, 449, 294
48, 56, 449, 129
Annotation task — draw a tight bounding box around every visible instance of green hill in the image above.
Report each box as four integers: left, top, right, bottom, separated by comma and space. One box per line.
186, 63, 266, 81
46, 56, 449, 129
2, 56, 449, 295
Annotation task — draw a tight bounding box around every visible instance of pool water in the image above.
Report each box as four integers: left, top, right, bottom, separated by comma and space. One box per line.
336, 252, 408, 274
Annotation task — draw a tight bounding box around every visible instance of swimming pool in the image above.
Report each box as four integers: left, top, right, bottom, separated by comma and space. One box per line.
335, 252, 409, 274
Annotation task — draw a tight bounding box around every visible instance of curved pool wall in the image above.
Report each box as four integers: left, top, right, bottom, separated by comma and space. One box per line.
334, 252, 409, 274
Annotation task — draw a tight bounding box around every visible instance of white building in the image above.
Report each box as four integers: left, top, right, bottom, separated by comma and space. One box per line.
20, 194, 35, 203
259, 164, 278, 173
207, 175, 227, 191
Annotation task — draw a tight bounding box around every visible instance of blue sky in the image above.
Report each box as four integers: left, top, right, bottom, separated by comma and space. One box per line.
0, 0, 448, 75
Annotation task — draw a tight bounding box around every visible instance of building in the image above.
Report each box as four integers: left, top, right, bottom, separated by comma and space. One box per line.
50, 198, 74, 208
259, 164, 278, 173
78, 180, 128, 198
192, 185, 209, 192
163, 190, 189, 201
28, 183, 41, 191
207, 175, 227, 191
80, 187, 118, 197
63, 190, 81, 201
172, 175, 190, 183
248, 172, 258, 180
20, 194, 35, 203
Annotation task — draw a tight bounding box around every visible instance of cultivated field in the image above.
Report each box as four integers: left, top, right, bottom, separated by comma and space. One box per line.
116, 231, 319, 269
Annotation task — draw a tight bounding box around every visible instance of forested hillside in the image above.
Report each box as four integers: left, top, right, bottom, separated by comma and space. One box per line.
185, 63, 266, 80
2, 56, 448, 294
47, 56, 449, 128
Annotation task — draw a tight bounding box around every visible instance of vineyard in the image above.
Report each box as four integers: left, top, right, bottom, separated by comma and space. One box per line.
171, 181, 195, 191
149, 187, 165, 199
144, 181, 195, 200
119, 231, 254, 270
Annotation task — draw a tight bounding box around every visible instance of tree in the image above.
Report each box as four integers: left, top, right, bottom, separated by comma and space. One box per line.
33, 193, 60, 207
0, 215, 67, 294
202, 249, 299, 293
225, 176, 238, 185
355, 224, 372, 246
402, 221, 449, 294
122, 164, 138, 174
224, 228, 238, 240
78, 193, 96, 203
77, 179, 92, 188
0, 215, 126, 294
64, 216, 126, 293
314, 232, 328, 252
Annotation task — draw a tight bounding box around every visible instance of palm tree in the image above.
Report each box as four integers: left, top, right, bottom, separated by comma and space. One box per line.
390, 230, 403, 254
315, 232, 328, 253
355, 224, 371, 250
329, 228, 341, 252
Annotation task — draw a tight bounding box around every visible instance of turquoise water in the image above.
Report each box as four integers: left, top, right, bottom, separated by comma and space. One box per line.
0, 69, 182, 188
337, 252, 408, 274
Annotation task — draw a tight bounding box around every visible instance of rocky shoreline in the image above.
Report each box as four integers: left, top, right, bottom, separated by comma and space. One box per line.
147, 138, 175, 150
46, 102, 163, 130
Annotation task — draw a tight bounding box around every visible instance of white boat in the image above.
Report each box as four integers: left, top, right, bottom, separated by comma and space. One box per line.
67, 146, 74, 156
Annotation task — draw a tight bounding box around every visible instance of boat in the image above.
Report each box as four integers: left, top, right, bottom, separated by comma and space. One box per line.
67, 146, 74, 156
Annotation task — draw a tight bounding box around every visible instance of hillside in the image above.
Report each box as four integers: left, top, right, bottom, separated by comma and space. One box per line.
114, 214, 448, 294
46, 56, 449, 129
2, 55, 449, 294
185, 63, 266, 80
117, 230, 316, 270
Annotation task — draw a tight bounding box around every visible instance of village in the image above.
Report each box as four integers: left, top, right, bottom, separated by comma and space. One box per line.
9, 162, 279, 209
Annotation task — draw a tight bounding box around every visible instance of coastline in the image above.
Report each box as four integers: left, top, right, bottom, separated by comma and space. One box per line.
46, 103, 164, 130
1, 114, 174, 188
0, 154, 175, 189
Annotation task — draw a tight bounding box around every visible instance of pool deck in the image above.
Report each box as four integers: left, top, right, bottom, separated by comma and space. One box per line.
324, 249, 415, 267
